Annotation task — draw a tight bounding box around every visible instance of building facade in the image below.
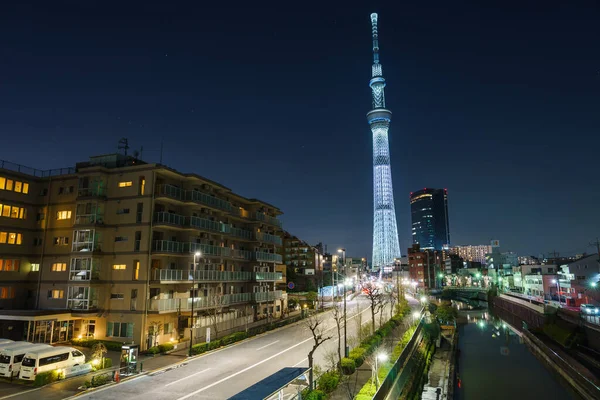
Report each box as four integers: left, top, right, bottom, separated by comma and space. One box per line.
407, 244, 443, 290
410, 188, 450, 251
448, 244, 491, 265
0, 154, 284, 348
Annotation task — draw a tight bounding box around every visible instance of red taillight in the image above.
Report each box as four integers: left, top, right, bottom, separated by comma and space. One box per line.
33, 367, 37, 375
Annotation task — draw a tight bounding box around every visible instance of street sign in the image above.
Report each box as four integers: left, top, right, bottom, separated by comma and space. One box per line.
288, 282, 295, 290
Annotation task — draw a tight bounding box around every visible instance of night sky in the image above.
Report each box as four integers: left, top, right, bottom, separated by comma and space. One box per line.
1, 1, 599, 260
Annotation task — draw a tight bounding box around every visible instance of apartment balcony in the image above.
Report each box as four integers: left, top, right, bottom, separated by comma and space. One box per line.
152, 240, 251, 261
255, 232, 283, 246
254, 272, 283, 281
77, 187, 107, 199
231, 226, 253, 240
189, 215, 230, 234
254, 251, 283, 263
155, 184, 185, 201
74, 214, 105, 226
254, 212, 282, 228
154, 213, 253, 240
150, 293, 253, 313
154, 269, 252, 282
252, 290, 283, 303
185, 189, 234, 213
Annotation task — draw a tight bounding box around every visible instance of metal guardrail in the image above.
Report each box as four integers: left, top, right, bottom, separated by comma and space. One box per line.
373, 310, 425, 400
0, 159, 75, 177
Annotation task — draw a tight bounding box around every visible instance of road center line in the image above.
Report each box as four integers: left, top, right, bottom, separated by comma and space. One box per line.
176, 336, 314, 400
165, 368, 211, 387
256, 340, 279, 351
293, 358, 308, 367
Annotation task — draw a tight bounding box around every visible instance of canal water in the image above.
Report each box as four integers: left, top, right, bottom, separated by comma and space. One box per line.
453, 301, 581, 400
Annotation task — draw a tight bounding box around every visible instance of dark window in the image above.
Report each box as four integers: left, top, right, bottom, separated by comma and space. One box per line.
39, 352, 69, 366
0, 355, 10, 364
136, 203, 143, 223
14, 354, 25, 363
21, 357, 35, 367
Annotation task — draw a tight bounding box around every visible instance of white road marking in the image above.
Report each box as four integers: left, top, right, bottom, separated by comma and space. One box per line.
165, 368, 211, 387
256, 340, 279, 351
176, 336, 315, 399
293, 358, 308, 367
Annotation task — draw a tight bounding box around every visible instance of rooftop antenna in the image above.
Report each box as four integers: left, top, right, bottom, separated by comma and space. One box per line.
118, 138, 129, 156
159, 138, 164, 164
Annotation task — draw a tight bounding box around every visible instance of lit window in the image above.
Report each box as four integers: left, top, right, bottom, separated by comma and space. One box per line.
57, 210, 72, 220
49, 289, 64, 299
52, 263, 67, 272
0, 178, 4, 190
1, 206, 8, 218
112, 264, 126, 270
133, 260, 140, 280
22, 183, 29, 194
118, 181, 133, 188
139, 177, 146, 195
0, 259, 20, 272
5, 180, 13, 191
0, 287, 15, 299
13, 181, 22, 193
30, 263, 40, 272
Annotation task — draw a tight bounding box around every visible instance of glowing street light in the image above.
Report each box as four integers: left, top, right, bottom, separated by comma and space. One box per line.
189, 251, 201, 357
420, 296, 428, 304
412, 311, 421, 320
592, 282, 598, 288
374, 353, 389, 389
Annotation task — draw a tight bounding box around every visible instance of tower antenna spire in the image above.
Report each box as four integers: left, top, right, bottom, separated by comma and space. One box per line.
370, 13, 380, 64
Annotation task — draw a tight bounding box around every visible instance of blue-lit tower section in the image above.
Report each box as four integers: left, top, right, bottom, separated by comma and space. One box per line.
368, 13, 401, 269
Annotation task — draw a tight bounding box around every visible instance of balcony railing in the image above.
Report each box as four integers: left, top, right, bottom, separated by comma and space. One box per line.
77, 187, 106, 198
74, 214, 104, 225
254, 251, 283, 263
189, 216, 230, 233
155, 184, 185, 200
150, 292, 253, 313
252, 290, 283, 302
153, 240, 251, 260
254, 272, 283, 281
255, 232, 283, 246
255, 212, 282, 228
186, 190, 234, 213
154, 269, 252, 282
154, 211, 186, 226
231, 226, 253, 240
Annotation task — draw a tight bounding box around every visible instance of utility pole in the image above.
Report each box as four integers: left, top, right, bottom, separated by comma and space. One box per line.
589, 238, 600, 262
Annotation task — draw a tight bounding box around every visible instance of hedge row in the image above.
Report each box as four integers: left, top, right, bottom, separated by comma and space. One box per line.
69, 338, 124, 352
145, 342, 176, 355
190, 315, 305, 356
345, 300, 411, 372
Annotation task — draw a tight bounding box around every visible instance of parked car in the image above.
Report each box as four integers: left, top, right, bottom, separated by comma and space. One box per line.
580, 304, 599, 315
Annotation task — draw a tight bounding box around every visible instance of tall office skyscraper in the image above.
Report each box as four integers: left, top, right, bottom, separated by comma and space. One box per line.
410, 188, 450, 250
368, 13, 401, 268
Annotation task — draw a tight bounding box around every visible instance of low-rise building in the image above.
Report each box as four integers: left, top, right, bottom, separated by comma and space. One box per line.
408, 244, 443, 290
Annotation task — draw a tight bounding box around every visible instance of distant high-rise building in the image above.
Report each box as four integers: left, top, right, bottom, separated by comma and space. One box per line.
410, 188, 450, 250
449, 244, 492, 265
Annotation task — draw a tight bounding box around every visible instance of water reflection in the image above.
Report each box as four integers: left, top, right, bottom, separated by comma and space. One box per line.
453, 301, 580, 400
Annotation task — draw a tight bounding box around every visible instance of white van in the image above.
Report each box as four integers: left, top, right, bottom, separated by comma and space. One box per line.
0, 341, 27, 351
0, 343, 52, 378
20, 347, 85, 380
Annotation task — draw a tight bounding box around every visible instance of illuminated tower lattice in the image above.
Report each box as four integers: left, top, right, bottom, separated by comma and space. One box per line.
368, 13, 401, 269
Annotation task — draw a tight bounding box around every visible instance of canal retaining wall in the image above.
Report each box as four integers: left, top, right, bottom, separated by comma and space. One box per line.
522, 329, 600, 400
492, 294, 547, 330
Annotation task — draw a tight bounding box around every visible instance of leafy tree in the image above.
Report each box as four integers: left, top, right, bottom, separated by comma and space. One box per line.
435, 304, 458, 324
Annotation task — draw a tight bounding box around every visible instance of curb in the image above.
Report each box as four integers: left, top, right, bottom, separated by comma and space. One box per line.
62, 310, 334, 399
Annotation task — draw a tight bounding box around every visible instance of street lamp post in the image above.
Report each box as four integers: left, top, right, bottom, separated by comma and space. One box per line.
552, 278, 562, 307
374, 353, 388, 389
338, 248, 348, 358
189, 251, 201, 357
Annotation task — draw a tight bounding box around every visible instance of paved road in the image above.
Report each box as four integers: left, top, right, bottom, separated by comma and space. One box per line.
62, 295, 416, 400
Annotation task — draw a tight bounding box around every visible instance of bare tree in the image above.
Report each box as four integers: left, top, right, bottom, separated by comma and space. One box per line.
378, 293, 389, 328
331, 303, 343, 369
389, 290, 398, 320
208, 291, 226, 340
362, 282, 383, 333
148, 321, 163, 347
305, 313, 332, 390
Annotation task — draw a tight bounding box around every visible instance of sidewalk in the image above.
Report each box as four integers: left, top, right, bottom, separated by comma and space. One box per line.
328, 308, 418, 400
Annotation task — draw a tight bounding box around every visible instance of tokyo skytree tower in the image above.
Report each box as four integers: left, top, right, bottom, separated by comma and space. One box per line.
368, 13, 401, 268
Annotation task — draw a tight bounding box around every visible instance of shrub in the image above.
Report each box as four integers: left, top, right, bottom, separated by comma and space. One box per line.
207, 340, 221, 350
86, 373, 111, 388
303, 389, 326, 400
70, 338, 123, 352
146, 346, 160, 355
340, 357, 356, 375
191, 342, 208, 355
349, 347, 366, 367
317, 371, 340, 393
221, 331, 247, 345
102, 357, 112, 369
34, 370, 60, 387
158, 343, 175, 353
